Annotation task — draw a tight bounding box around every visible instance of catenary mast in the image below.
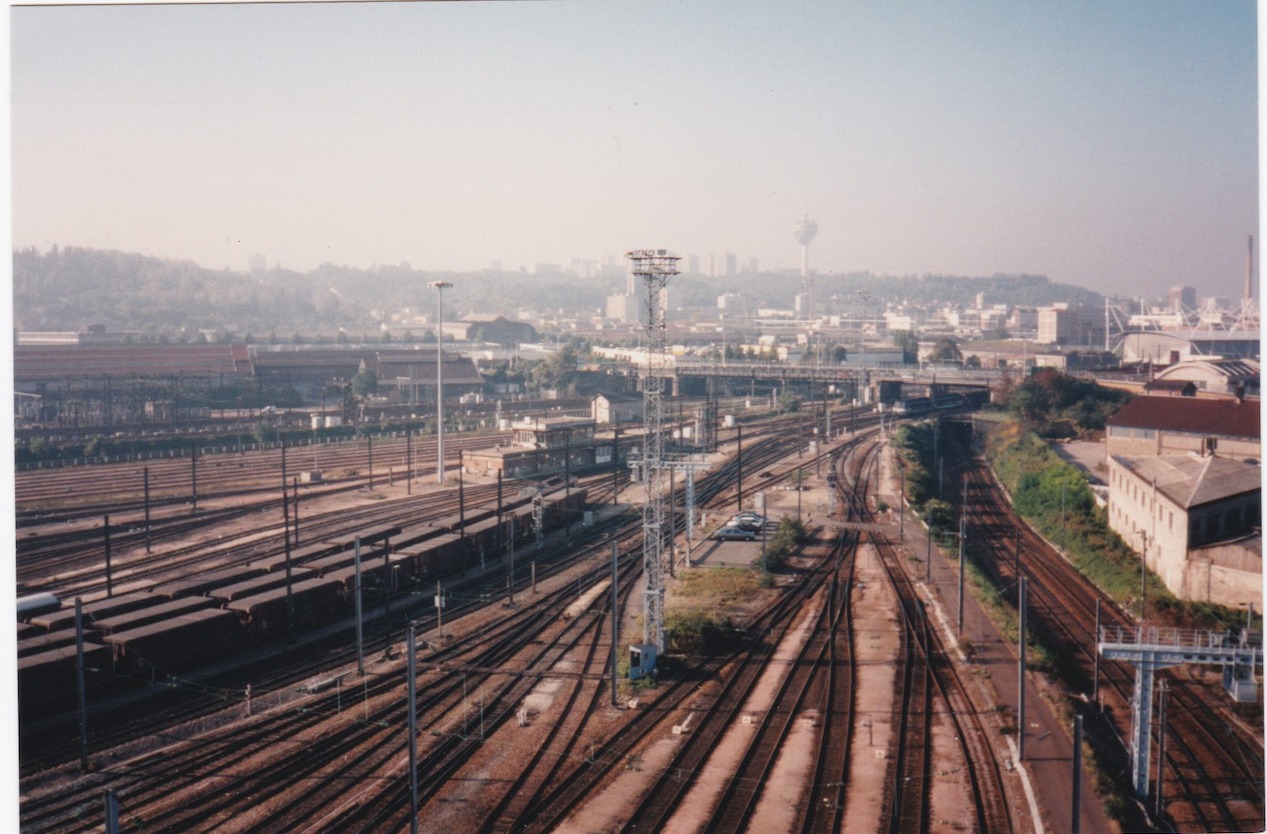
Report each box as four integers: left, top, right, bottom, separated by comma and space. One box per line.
626, 249, 679, 651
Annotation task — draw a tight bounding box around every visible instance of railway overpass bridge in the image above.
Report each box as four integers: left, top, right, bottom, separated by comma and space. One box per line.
658, 360, 999, 404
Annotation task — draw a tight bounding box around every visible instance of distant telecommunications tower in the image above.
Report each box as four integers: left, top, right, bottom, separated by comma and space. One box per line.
794, 210, 819, 318
626, 248, 680, 653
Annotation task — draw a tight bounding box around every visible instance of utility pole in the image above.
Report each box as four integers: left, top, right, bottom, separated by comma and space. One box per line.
143, 466, 152, 552
283, 456, 294, 639
103, 514, 112, 598
407, 624, 420, 834
1155, 679, 1168, 819
897, 461, 904, 542
1072, 715, 1083, 834
458, 451, 465, 537
611, 541, 620, 707
435, 581, 444, 639
507, 517, 515, 607
926, 524, 933, 584
957, 514, 966, 633
1018, 576, 1028, 761
1093, 598, 1101, 706
430, 280, 453, 485
190, 439, 198, 513
355, 536, 364, 675
103, 789, 120, 834
75, 597, 89, 772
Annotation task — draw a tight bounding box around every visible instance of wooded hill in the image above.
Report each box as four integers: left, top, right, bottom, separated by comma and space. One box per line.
13, 245, 1104, 337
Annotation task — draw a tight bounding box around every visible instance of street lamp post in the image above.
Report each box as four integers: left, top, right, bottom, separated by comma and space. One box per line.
429, 281, 453, 485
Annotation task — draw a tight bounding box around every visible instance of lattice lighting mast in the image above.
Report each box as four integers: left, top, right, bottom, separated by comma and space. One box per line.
626, 248, 679, 652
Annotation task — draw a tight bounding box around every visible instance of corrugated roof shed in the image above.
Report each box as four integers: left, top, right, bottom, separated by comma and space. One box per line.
15, 344, 247, 381
1107, 396, 1260, 440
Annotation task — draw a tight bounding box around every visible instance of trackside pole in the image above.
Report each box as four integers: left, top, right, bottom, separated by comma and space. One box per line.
408, 624, 420, 834
1019, 576, 1027, 761
75, 597, 89, 771
1072, 715, 1083, 834
1093, 598, 1101, 706
190, 440, 198, 514
355, 536, 364, 675
292, 476, 300, 546
103, 789, 120, 834
436, 580, 443, 639
611, 541, 619, 707
143, 466, 152, 553
103, 514, 113, 598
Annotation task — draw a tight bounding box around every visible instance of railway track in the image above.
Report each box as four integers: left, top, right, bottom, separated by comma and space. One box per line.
18, 421, 818, 831
18, 512, 641, 833
946, 423, 1264, 833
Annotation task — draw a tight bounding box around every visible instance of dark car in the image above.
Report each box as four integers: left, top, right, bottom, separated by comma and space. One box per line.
712, 526, 756, 542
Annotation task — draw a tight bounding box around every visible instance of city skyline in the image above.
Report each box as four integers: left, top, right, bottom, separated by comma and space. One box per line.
10, 2, 1259, 301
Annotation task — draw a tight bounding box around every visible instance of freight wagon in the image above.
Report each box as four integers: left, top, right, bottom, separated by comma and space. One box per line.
398, 533, 468, 585
29, 589, 167, 632
18, 488, 589, 717
17, 630, 80, 658
18, 642, 114, 713
207, 569, 318, 604
91, 596, 219, 635
151, 565, 267, 598
102, 609, 244, 670
226, 578, 345, 635
251, 540, 346, 572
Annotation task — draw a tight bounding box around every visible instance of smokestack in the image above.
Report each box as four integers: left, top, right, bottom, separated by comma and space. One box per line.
1246, 234, 1254, 304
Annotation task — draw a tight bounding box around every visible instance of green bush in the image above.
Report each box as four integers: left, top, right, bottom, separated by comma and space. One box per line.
753, 517, 808, 572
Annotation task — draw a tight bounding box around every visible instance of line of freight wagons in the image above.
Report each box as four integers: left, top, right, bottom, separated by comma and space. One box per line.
17, 489, 587, 718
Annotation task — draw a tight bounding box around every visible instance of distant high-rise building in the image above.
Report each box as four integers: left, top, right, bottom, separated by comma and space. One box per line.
1169, 285, 1197, 312
688, 254, 700, 274
707, 252, 737, 277
746, 256, 758, 273
606, 293, 644, 324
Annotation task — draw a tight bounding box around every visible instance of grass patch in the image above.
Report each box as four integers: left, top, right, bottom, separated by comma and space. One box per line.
667, 567, 765, 654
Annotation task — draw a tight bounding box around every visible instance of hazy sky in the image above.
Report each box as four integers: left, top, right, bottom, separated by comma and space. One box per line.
9, 1, 1259, 300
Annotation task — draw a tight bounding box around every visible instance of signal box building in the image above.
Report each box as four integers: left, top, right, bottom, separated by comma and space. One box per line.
463, 416, 612, 480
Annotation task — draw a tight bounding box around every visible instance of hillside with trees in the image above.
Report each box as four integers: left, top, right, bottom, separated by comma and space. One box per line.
13, 245, 1106, 337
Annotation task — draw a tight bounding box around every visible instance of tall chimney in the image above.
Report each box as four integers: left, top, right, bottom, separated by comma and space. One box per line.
1246, 234, 1254, 304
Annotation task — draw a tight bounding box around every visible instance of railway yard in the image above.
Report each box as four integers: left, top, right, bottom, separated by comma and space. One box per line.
13, 406, 1266, 833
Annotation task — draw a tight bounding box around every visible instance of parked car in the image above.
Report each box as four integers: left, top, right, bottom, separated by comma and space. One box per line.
731, 511, 768, 526
712, 526, 757, 542
726, 519, 765, 534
